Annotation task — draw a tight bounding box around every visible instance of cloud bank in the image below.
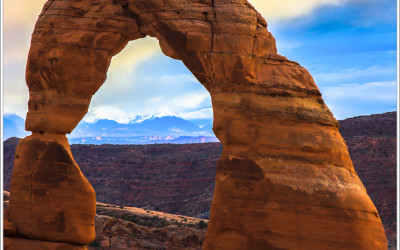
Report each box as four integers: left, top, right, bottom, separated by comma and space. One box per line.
321, 81, 397, 119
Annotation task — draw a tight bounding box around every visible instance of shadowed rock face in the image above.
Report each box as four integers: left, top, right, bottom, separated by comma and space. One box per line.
8, 0, 387, 249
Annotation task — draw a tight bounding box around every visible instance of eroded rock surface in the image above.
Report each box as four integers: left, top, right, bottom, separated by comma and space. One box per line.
9, 0, 387, 249
4, 192, 88, 250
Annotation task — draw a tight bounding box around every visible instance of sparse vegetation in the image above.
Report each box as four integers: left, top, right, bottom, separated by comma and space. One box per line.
88, 239, 101, 249
96, 206, 209, 230
197, 220, 208, 229
122, 214, 171, 228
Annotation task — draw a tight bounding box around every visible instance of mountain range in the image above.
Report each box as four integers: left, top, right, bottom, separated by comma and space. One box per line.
3, 112, 216, 144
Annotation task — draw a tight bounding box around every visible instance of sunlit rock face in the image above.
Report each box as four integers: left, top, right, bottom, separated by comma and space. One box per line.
8, 0, 387, 249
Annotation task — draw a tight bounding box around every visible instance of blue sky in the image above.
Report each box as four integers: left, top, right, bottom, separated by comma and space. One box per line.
3, 0, 398, 123
267, 0, 397, 119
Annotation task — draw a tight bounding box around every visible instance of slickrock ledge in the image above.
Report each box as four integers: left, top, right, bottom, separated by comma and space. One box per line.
8, 0, 387, 249
90, 203, 208, 249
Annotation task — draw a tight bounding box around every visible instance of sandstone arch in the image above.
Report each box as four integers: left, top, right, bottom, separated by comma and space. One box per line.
8, 0, 387, 249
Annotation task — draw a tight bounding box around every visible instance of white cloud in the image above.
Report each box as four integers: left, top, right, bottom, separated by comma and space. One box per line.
3, 64, 30, 118
249, 0, 348, 20
322, 81, 397, 101
170, 92, 210, 110
4, 0, 46, 65
320, 81, 397, 119
109, 38, 160, 71
83, 106, 135, 124
314, 66, 397, 85
275, 40, 302, 54
3, 1, 46, 118
180, 108, 214, 120
83, 90, 213, 123
3, 90, 29, 118
84, 53, 212, 123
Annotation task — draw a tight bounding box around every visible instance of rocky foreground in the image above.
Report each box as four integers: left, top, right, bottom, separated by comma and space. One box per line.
3, 112, 397, 248
4, 191, 207, 249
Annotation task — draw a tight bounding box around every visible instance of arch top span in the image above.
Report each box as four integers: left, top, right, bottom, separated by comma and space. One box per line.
7, 0, 387, 249
26, 0, 283, 134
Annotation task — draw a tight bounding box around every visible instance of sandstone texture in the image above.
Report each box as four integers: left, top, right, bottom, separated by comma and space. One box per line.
9, 0, 387, 249
10, 134, 96, 244
4, 191, 88, 250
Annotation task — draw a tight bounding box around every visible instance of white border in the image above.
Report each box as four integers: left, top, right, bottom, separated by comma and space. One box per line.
0, 0, 4, 246
396, 0, 399, 249
1, 0, 4, 247
0, 1, 398, 249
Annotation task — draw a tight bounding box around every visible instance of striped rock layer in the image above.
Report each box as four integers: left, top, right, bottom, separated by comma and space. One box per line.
9, 0, 387, 249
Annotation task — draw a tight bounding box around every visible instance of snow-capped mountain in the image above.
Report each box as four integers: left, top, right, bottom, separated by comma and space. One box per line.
68, 112, 214, 139
128, 110, 178, 124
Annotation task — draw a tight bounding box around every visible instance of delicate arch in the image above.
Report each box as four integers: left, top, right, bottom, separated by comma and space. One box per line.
8, 0, 387, 249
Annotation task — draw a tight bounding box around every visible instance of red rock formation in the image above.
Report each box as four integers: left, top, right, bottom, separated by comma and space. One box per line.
10, 134, 96, 245
4, 191, 88, 250
9, 0, 387, 249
